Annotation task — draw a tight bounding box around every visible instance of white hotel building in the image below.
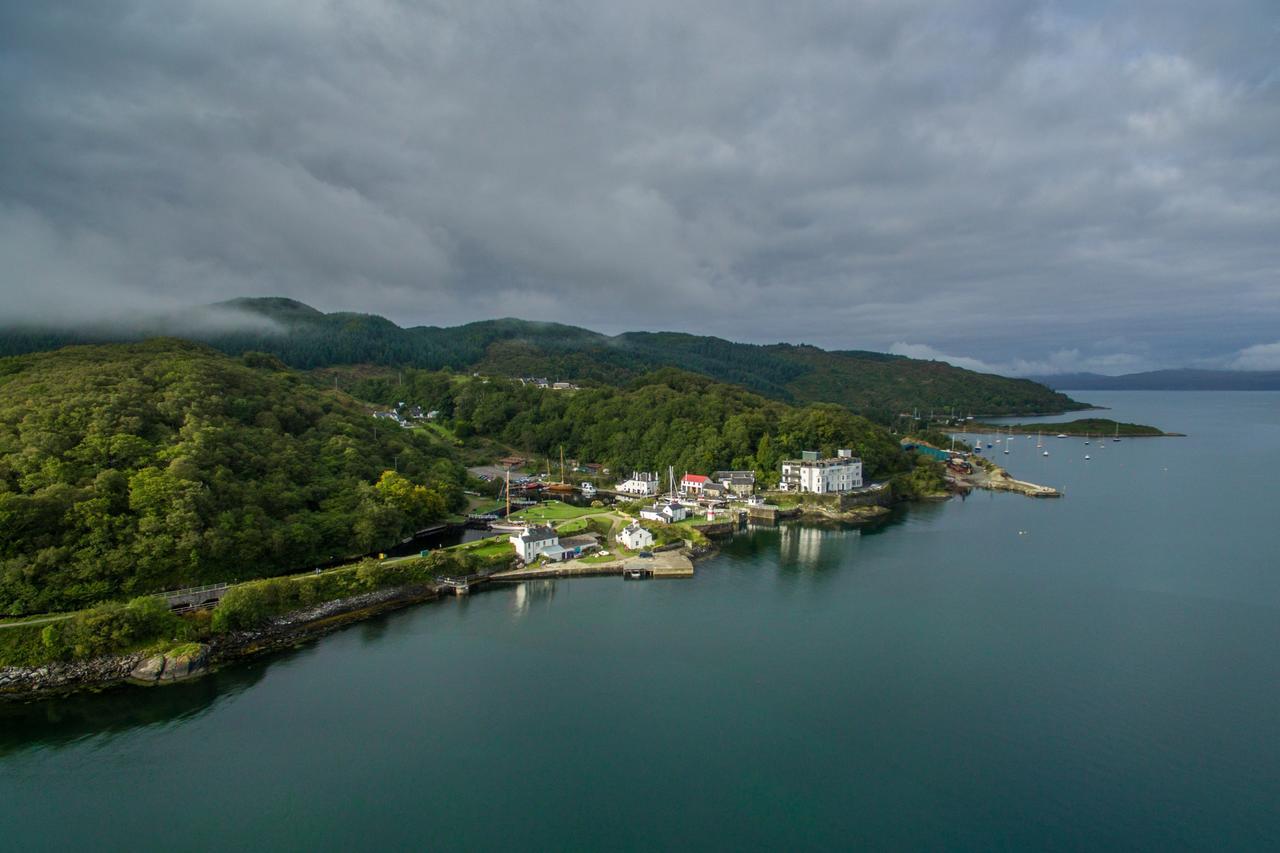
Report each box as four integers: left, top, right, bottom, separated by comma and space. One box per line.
779, 449, 863, 494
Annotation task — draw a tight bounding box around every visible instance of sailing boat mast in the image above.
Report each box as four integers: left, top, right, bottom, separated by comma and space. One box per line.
505, 467, 511, 518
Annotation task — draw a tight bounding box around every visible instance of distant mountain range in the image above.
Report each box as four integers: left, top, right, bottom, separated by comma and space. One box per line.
1029, 369, 1280, 391
0, 297, 1087, 419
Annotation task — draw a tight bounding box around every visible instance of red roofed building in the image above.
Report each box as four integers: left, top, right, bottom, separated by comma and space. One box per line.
680, 474, 710, 495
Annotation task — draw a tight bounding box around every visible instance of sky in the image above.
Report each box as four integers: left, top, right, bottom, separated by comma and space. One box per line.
2, 1, 1278, 375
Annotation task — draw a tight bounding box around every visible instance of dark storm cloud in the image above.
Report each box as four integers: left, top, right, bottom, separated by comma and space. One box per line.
2, 1, 1278, 372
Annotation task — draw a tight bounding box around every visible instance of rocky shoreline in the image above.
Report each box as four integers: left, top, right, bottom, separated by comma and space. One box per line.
0, 582, 442, 701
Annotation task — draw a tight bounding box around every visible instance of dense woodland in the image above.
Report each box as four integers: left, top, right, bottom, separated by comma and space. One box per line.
0, 297, 1086, 420
344, 366, 935, 487
0, 341, 466, 614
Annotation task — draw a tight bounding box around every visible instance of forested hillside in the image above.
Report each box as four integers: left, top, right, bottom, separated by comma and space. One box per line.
0, 298, 1086, 418
0, 341, 466, 614
337, 365, 927, 485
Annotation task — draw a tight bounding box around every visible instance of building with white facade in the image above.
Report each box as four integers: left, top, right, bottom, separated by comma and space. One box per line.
779, 449, 863, 494
680, 474, 709, 495
639, 500, 688, 524
616, 471, 659, 496
509, 525, 560, 563
618, 522, 654, 550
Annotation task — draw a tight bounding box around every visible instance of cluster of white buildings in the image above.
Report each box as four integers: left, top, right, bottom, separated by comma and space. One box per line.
778, 450, 863, 494
508, 524, 601, 564
615, 449, 865, 505
506, 447, 865, 567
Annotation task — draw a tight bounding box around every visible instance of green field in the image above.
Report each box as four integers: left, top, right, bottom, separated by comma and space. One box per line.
507, 501, 603, 523
450, 536, 512, 561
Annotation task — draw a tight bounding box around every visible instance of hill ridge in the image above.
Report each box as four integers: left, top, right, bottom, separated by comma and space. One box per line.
1, 298, 1087, 419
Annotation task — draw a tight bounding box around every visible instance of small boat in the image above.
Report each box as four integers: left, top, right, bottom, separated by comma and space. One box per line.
1084, 454, 1091, 460
1057, 433, 1068, 438
580, 482, 597, 498
1042, 450, 1049, 457
1112, 423, 1121, 442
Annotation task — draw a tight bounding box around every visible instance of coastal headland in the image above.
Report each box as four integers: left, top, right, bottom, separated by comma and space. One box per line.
960, 417, 1181, 437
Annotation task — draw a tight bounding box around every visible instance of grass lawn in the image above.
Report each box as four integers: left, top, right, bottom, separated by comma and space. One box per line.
661, 518, 712, 546
451, 536, 512, 560
507, 500, 602, 523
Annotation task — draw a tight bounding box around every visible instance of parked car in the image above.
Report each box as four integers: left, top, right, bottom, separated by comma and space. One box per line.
638, 551, 653, 559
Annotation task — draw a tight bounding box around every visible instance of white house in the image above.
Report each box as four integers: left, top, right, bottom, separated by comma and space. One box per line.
509, 525, 560, 563
779, 450, 863, 494
618, 522, 654, 550
640, 500, 688, 524
617, 471, 659, 496
680, 474, 709, 496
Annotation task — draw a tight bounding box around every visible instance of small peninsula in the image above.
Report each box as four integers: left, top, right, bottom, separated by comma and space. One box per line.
964, 418, 1180, 437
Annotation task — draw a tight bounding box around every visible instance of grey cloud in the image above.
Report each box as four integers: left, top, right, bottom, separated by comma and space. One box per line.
2, 1, 1278, 370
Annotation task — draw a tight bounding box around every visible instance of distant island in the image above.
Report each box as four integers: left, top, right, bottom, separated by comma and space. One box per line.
966, 418, 1179, 437
1029, 369, 1280, 392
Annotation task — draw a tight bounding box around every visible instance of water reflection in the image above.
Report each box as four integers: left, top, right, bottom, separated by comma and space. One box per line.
0, 663, 267, 756
777, 522, 860, 575
510, 580, 558, 618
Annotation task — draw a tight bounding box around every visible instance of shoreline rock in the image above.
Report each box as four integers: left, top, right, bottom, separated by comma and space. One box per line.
0, 583, 441, 701
128, 644, 211, 685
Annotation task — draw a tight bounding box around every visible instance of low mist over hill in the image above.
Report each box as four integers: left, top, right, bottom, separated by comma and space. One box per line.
1, 297, 1086, 420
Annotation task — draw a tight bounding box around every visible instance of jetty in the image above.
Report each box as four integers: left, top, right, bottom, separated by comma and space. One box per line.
949, 463, 1061, 498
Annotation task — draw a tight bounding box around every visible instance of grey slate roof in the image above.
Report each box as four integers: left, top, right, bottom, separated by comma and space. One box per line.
517, 525, 558, 544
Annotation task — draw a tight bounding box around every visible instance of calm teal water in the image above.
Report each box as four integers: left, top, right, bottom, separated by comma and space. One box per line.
3, 392, 1279, 850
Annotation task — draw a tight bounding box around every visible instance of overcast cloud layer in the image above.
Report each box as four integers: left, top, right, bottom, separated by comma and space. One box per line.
2, 1, 1278, 373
